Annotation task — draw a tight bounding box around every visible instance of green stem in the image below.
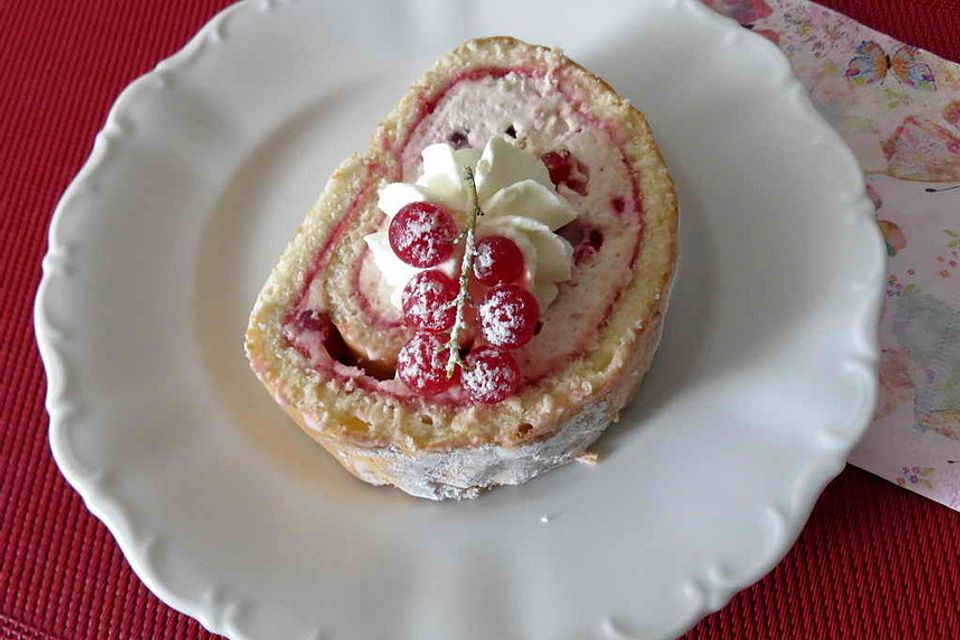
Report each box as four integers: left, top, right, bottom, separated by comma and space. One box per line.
445, 167, 483, 377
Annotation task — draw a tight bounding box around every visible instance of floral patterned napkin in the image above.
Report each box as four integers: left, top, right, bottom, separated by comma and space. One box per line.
704, 0, 960, 510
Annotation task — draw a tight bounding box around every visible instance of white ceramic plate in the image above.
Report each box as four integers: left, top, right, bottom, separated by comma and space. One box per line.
36, 1, 885, 638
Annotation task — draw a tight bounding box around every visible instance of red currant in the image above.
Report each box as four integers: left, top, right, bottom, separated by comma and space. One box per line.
388, 202, 459, 268
477, 284, 540, 349
540, 149, 590, 196
396, 332, 456, 396
462, 346, 521, 404
401, 270, 458, 332
473, 235, 525, 285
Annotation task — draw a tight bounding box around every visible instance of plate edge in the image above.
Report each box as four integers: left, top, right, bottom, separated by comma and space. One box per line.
32, 1, 887, 639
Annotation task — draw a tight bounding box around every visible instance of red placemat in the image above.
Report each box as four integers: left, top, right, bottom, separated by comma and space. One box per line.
1, 2, 958, 639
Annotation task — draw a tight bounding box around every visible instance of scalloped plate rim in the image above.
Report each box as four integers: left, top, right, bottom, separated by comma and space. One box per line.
35, 1, 885, 638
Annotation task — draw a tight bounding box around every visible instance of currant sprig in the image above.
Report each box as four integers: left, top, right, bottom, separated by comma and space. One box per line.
444, 166, 483, 378
391, 152, 547, 404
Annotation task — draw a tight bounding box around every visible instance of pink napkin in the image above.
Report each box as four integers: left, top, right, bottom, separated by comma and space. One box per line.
704, 0, 960, 510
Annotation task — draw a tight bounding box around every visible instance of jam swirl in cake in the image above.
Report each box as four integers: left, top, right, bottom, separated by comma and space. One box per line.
284, 67, 644, 405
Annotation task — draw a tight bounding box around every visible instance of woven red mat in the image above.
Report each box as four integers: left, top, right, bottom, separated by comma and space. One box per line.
1, 2, 958, 639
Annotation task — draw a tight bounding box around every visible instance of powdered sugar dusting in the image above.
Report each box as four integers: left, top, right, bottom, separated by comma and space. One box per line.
396, 215, 440, 261
461, 347, 520, 404
405, 276, 442, 320
478, 284, 539, 349
397, 333, 455, 395
472, 235, 525, 285
332, 386, 622, 500
401, 270, 457, 331
476, 241, 494, 272
389, 203, 458, 268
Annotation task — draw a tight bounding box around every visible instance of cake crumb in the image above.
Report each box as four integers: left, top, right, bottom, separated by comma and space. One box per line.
576, 451, 600, 466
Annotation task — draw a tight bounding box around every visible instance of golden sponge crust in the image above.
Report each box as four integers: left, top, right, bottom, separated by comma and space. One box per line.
245, 37, 678, 499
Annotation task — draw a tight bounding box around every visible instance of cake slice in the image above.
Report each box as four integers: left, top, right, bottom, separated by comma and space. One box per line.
245, 37, 678, 500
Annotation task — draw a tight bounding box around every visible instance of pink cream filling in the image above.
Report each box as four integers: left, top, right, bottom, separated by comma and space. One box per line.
282, 66, 646, 405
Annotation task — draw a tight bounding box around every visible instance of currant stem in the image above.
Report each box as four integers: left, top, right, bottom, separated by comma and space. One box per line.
925, 184, 960, 193
445, 167, 483, 377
